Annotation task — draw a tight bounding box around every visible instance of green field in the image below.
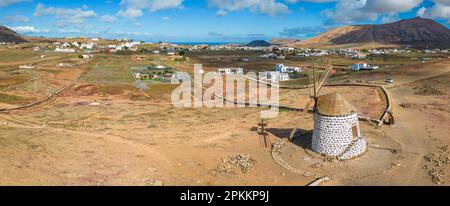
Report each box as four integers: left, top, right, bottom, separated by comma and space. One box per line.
0, 49, 36, 62
81, 56, 135, 84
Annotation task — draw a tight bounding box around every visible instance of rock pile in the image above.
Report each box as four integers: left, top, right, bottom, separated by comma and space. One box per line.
414, 84, 445, 96
214, 154, 256, 177
229, 154, 255, 174
423, 145, 449, 185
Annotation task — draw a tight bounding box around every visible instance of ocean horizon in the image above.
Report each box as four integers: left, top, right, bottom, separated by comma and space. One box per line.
169, 42, 243, 46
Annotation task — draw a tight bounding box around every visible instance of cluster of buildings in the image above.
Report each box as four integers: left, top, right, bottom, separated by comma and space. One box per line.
216, 67, 244, 75
214, 64, 302, 82
104, 41, 141, 53
261, 64, 302, 82
131, 65, 176, 81
53, 41, 96, 53
351, 62, 380, 71
51, 38, 143, 53
260, 53, 286, 60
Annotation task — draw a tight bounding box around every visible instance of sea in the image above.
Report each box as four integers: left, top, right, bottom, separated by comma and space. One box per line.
169, 42, 241, 46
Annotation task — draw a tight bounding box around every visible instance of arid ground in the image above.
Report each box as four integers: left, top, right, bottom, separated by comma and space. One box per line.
0, 46, 449, 185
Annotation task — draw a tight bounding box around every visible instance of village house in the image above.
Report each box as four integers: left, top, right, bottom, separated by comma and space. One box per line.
58, 63, 74, 67
19, 64, 36, 69
131, 65, 176, 81
80, 43, 94, 50
216, 67, 244, 75
55, 48, 76, 53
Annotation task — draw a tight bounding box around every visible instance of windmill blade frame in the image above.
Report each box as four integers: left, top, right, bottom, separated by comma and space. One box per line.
315, 63, 333, 97
303, 59, 333, 114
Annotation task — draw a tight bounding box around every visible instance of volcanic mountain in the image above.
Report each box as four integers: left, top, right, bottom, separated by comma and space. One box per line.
300, 17, 450, 49
246, 40, 271, 47
0, 26, 28, 43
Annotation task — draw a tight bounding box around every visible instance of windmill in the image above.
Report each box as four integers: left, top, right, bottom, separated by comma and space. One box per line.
302, 59, 367, 160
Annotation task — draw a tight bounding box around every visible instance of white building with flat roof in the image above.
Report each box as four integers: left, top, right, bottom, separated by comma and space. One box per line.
265, 71, 289, 82
275, 64, 302, 73
216, 67, 244, 75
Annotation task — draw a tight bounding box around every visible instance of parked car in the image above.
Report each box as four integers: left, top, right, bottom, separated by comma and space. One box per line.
385, 78, 394, 83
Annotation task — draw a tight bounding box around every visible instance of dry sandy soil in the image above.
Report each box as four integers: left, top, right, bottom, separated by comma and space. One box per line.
0, 52, 449, 186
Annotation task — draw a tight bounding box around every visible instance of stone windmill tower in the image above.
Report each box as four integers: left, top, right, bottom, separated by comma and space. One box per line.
303, 62, 367, 160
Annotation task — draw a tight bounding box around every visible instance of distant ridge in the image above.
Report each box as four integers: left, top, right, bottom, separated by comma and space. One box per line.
299, 17, 450, 49
0, 26, 28, 43
270, 38, 301, 46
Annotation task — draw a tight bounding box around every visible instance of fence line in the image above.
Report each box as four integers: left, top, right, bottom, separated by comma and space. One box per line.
0, 58, 104, 112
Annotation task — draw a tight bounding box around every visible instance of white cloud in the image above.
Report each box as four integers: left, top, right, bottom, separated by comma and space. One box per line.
380, 13, 400, 23
284, 0, 335, 3
433, 0, 450, 7
9, 26, 49, 34
117, 0, 184, 19
0, 0, 29, 7
208, 0, 289, 16
323, 0, 423, 24
216, 10, 227, 16
58, 29, 81, 34
116, 8, 143, 19
34, 3, 97, 26
417, 2, 450, 22
162, 16, 171, 21
99, 14, 117, 22
4, 14, 30, 23
363, 0, 423, 13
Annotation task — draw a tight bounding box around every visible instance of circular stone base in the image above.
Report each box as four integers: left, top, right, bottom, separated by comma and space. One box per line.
275, 127, 402, 180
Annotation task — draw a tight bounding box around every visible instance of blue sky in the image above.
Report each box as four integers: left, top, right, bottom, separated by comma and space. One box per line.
0, 0, 449, 42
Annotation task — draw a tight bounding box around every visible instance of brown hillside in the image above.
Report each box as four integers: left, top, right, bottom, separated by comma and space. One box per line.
0, 26, 28, 43
299, 17, 450, 49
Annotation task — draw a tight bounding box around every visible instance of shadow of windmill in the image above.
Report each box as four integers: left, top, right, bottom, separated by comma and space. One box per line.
265, 128, 313, 150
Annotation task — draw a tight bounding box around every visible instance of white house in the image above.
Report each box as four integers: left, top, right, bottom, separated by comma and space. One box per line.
279, 73, 290, 81
217, 68, 232, 74
265, 71, 289, 82
19, 64, 36, 69
80, 54, 93, 59
58, 63, 74, 67
216, 67, 244, 75
61, 42, 71, 48
234, 68, 244, 74
71, 42, 80, 47
80, 43, 94, 49
275, 64, 302, 73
